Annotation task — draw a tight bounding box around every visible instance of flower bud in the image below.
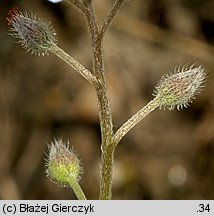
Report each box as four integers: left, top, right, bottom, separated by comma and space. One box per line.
153, 65, 206, 110
7, 8, 57, 55
45, 139, 82, 187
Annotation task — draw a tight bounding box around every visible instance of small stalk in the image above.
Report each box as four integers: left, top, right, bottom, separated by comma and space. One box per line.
50, 44, 98, 86
68, 177, 87, 200
113, 98, 160, 146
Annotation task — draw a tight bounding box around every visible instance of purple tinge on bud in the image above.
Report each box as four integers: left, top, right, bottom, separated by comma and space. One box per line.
153, 65, 206, 110
45, 139, 82, 187
7, 9, 57, 55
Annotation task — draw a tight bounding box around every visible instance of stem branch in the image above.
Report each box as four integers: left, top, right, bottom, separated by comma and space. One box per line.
98, 0, 126, 42
50, 44, 98, 86
113, 98, 160, 146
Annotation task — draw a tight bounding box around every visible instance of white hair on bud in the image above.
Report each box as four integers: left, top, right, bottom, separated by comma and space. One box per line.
153, 64, 206, 110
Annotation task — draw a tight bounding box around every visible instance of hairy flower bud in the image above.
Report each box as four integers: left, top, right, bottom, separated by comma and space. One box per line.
7, 8, 57, 55
153, 65, 206, 110
45, 139, 82, 187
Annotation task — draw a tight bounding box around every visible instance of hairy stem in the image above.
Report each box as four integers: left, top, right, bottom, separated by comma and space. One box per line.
66, 0, 127, 199
68, 177, 87, 200
82, 1, 115, 199
113, 98, 160, 146
99, 140, 115, 199
82, 0, 98, 46
50, 44, 98, 86
98, 0, 126, 42
95, 55, 114, 200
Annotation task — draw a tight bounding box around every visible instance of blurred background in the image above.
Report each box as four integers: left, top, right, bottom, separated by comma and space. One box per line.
0, 0, 214, 199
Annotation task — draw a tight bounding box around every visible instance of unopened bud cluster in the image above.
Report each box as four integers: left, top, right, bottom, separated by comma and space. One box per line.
153, 65, 206, 110
45, 139, 82, 187
7, 8, 57, 55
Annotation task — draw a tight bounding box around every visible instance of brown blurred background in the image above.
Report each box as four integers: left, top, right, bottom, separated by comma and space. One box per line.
0, 0, 214, 200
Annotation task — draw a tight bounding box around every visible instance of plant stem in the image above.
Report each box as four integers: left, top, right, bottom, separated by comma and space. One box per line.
81, 1, 115, 199
66, 0, 127, 200
98, 0, 126, 42
99, 137, 115, 200
50, 44, 98, 86
94, 52, 114, 200
68, 177, 87, 200
113, 98, 160, 146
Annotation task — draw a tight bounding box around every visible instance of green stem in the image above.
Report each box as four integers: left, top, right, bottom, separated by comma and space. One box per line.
93, 45, 114, 200
68, 177, 87, 200
99, 139, 115, 200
